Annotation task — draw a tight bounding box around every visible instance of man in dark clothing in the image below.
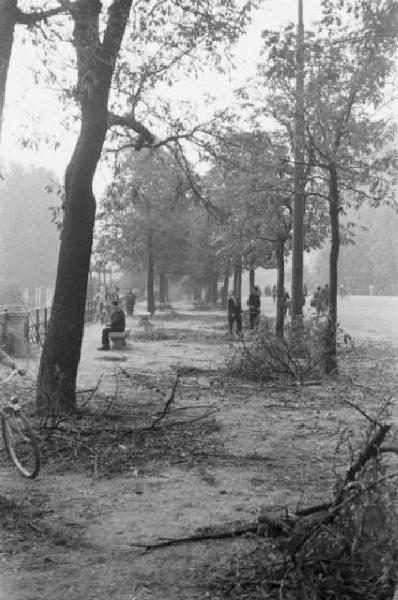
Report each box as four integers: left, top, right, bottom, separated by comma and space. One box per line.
98, 300, 126, 350
126, 289, 137, 316
247, 286, 261, 328
321, 284, 330, 308
227, 291, 242, 335
283, 288, 291, 317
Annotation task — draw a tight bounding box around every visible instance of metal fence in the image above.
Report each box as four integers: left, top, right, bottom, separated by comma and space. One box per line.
25, 300, 98, 347
26, 307, 50, 347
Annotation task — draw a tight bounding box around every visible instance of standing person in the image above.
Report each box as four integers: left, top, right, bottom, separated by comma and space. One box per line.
339, 284, 346, 299
272, 284, 277, 304
126, 289, 137, 316
283, 288, 291, 317
247, 286, 261, 329
321, 284, 330, 309
303, 282, 308, 306
227, 291, 242, 336
313, 286, 323, 321
98, 300, 126, 351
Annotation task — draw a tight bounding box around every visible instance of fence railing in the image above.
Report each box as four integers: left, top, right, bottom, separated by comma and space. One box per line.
26, 307, 50, 346
25, 300, 98, 347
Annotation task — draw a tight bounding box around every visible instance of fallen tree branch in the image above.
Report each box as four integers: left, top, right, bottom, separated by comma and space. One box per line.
335, 423, 390, 505
340, 397, 382, 426
258, 423, 392, 539
380, 446, 398, 454
149, 373, 180, 430
129, 522, 259, 551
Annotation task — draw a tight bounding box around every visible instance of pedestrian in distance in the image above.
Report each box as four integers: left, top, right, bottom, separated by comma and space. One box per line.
247, 285, 261, 329
98, 300, 126, 351
321, 284, 330, 308
303, 283, 308, 306
313, 286, 323, 321
283, 288, 291, 317
126, 289, 137, 316
272, 284, 277, 304
227, 291, 242, 336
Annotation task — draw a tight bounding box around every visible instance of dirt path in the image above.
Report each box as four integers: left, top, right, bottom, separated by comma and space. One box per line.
1, 309, 398, 599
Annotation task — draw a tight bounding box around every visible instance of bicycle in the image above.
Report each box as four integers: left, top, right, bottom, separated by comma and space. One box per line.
0, 371, 41, 479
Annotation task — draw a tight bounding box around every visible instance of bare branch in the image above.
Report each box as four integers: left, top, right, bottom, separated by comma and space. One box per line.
15, 6, 67, 26
107, 111, 155, 149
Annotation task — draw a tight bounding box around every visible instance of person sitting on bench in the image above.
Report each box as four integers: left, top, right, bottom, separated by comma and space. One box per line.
98, 300, 126, 351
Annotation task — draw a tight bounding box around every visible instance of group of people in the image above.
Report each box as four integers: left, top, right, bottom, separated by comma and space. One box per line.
227, 286, 262, 335
227, 281, 312, 335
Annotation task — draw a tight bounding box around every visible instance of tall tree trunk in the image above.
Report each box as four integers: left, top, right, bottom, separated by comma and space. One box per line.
37, 119, 104, 416
233, 262, 242, 299
37, 0, 132, 416
210, 271, 218, 304
326, 164, 339, 373
275, 235, 286, 338
205, 279, 211, 303
249, 267, 255, 293
159, 271, 167, 303
221, 270, 229, 309
147, 230, 155, 314
0, 0, 17, 141
192, 280, 201, 302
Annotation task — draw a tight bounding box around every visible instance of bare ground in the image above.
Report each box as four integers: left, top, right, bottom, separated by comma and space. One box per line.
1, 307, 398, 599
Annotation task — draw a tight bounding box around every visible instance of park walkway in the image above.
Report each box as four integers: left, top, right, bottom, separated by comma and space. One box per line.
76, 306, 229, 392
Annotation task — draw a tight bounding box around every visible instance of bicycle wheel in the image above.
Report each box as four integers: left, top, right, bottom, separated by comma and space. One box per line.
1, 410, 41, 479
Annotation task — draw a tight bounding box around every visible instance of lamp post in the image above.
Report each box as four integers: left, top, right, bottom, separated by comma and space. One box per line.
291, 0, 305, 326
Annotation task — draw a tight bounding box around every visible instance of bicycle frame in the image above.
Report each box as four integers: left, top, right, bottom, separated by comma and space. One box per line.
0, 370, 41, 479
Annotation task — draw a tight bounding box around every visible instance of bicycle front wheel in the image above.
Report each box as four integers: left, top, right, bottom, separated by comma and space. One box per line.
1, 411, 41, 479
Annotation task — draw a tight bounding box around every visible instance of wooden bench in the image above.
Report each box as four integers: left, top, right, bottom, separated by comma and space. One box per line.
109, 329, 130, 350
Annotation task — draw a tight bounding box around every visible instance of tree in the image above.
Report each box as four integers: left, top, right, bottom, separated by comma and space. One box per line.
0, 1, 64, 140
96, 147, 190, 313
260, 0, 398, 369
204, 129, 328, 336
0, 0, 252, 417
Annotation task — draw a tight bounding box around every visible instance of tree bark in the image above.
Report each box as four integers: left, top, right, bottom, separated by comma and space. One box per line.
37, 0, 133, 416
0, 2, 65, 141
275, 235, 286, 338
37, 119, 103, 415
233, 262, 242, 299
147, 230, 155, 314
0, 0, 17, 141
221, 270, 229, 309
326, 164, 339, 373
192, 280, 202, 302
159, 271, 167, 303
205, 280, 211, 303
210, 271, 218, 304
249, 267, 255, 293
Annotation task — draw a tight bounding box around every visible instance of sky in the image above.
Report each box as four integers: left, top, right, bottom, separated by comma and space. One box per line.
3, 0, 397, 189
0, 0, 325, 183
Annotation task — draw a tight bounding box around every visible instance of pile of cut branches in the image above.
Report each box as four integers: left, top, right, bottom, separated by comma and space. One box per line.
38, 372, 221, 476
262, 412, 398, 598
213, 398, 398, 599
226, 322, 326, 383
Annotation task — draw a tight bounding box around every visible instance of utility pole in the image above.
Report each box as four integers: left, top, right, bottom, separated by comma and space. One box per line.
291, 0, 305, 325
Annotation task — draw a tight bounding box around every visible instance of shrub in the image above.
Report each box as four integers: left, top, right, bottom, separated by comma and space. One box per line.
226, 321, 329, 383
